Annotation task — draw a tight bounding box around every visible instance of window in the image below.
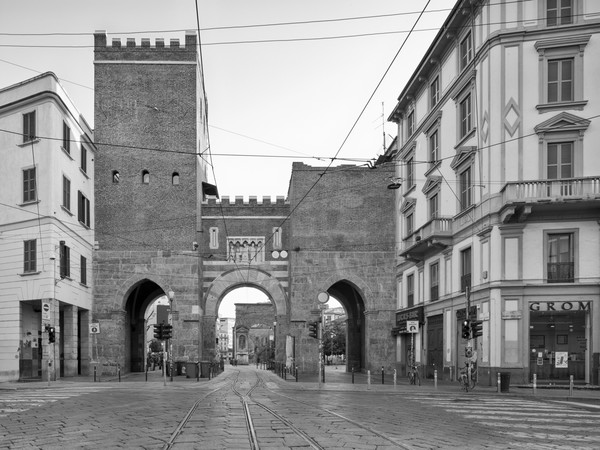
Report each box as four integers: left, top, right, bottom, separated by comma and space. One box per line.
407, 111, 415, 137
547, 0, 573, 26
80, 146, 87, 173
405, 213, 414, 237
62, 176, 71, 211
209, 227, 219, 249
459, 31, 473, 71
547, 233, 574, 282
548, 58, 573, 103
430, 76, 440, 108
459, 166, 473, 211
407, 274, 415, 307
429, 130, 439, 167
60, 242, 70, 279
535, 35, 589, 110
459, 94, 472, 139
23, 167, 36, 203
172, 172, 180, 185
547, 142, 573, 179
24, 239, 36, 273
272, 227, 282, 249
429, 193, 439, 220
78, 191, 91, 227
460, 247, 472, 292
142, 170, 150, 184
62, 121, 71, 154
406, 156, 414, 188
112, 170, 120, 183
23, 111, 36, 143
80, 256, 87, 285
430, 262, 439, 301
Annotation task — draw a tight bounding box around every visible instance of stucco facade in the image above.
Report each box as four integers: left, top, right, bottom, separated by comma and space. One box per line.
0, 73, 96, 382
388, 0, 600, 385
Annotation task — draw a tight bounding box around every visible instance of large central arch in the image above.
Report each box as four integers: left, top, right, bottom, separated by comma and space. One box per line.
202, 268, 289, 361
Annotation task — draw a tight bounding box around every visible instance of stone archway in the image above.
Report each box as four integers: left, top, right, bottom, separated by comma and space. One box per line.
202, 268, 289, 362
326, 280, 367, 372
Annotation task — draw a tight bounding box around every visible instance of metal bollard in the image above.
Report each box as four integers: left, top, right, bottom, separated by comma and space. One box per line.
94, 365, 97, 383
569, 375, 574, 397
434, 369, 438, 389
497, 372, 501, 393
381, 366, 385, 385
352, 367, 355, 384
197, 363, 200, 382
295, 365, 298, 382
533, 373, 537, 395
367, 370, 371, 390
118, 365, 121, 382
393, 369, 397, 388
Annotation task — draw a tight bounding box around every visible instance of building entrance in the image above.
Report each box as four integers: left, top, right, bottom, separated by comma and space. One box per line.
529, 307, 587, 382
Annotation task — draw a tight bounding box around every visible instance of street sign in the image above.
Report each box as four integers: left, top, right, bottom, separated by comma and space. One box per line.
407, 320, 419, 333
90, 323, 100, 334
317, 292, 329, 304
42, 302, 50, 320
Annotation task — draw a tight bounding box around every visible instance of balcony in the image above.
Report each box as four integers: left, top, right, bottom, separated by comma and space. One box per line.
399, 217, 453, 261
501, 177, 600, 222
547, 262, 574, 283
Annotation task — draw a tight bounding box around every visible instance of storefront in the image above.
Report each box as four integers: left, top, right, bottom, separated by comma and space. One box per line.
392, 306, 424, 375
528, 300, 591, 382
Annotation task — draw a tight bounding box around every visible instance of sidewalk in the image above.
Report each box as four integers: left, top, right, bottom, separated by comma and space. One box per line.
3, 364, 600, 405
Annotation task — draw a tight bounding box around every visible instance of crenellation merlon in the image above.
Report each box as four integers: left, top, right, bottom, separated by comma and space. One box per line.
203, 196, 289, 206
94, 30, 197, 62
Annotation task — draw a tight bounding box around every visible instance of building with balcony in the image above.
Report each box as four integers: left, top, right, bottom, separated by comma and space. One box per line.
0, 73, 96, 382
387, 0, 600, 385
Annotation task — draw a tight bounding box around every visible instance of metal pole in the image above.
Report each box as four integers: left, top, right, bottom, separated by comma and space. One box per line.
163, 341, 167, 387
569, 375, 574, 397
352, 367, 355, 384
367, 370, 371, 390
118, 365, 121, 382
533, 373, 537, 395
381, 366, 384, 384
94, 365, 97, 383
434, 369, 438, 389
497, 372, 501, 393
295, 365, 298, 382
393, 369, 397, 388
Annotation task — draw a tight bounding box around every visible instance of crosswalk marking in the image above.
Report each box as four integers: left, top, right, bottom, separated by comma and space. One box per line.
403, 394, 600, 446
0, 386, 111, 418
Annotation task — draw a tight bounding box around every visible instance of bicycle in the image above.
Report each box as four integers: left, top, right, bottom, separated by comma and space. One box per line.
407, 363, 421, 386
459, 361, 477, 391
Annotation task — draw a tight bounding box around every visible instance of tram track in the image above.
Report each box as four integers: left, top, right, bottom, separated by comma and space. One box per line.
163, 367, 407, 449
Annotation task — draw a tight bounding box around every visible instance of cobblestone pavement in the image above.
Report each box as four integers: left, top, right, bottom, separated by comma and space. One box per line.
1, 366, 599, 449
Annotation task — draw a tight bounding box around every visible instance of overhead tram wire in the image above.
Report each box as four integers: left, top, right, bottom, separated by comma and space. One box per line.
246, 0, 434, 265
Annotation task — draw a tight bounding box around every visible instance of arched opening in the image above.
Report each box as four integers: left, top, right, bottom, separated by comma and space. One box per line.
327, 281, 365, 371
321, 296, 347, 368
124, 279, 169, 372
142, 170, 150, 184
217, 286, 275, 366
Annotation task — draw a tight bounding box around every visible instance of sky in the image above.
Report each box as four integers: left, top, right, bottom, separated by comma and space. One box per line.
0, 0, 456, 199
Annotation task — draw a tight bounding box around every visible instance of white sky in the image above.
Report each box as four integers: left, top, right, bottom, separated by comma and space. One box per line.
0, 0, 455, 198
218, 287, 341, 318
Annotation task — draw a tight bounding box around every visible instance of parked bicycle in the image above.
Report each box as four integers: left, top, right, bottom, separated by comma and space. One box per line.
459, 360, 477, 391
408, 363, 421, 386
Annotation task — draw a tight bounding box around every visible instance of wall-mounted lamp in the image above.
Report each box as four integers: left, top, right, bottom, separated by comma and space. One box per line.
168, 290, 175, 302
387, 177, 403, 190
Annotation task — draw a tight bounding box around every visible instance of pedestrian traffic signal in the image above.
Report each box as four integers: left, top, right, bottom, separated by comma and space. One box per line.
308, 321, 320, 339
162, 324, 172, 340
472, 320, 483, 338
153, 323, 163, 340
461, 320, 471, 339
48, 326, 56, 343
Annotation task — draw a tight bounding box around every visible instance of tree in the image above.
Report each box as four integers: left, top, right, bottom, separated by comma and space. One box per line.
323, 320, 346, 357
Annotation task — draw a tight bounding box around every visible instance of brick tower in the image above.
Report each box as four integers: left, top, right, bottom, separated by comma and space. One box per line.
93, 31, 208, 372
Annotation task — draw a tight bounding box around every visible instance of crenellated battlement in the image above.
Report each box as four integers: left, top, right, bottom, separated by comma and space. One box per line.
94, 31, 197, 62
204, 196, 288, 206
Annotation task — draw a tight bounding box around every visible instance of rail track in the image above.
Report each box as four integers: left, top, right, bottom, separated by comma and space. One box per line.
163, 367, 407, 450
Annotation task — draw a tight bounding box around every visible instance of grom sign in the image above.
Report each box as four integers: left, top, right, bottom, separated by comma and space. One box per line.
529, 301, 590, 312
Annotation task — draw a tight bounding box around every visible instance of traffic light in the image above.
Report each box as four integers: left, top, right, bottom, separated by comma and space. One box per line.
461, 320, 471, 339
472, 320, 483, 338
48, 327, 56, 343
153, 323, 163, 340
308, 321, 320, 339
162, 324, 172, 340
